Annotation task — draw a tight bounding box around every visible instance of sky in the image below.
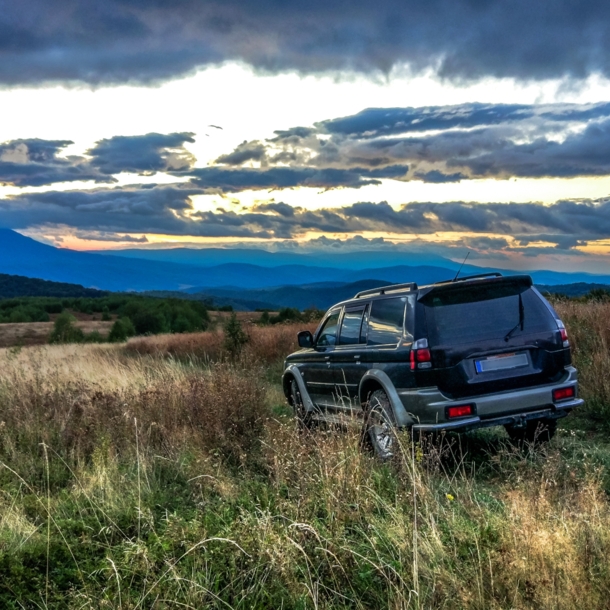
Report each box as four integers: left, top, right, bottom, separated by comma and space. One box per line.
3, 0, 610, 273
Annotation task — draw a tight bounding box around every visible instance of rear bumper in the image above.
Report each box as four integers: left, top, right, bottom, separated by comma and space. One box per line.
398, 365, 582, 432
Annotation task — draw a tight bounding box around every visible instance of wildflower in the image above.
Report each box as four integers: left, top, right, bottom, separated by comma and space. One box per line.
446, 493, 455, 502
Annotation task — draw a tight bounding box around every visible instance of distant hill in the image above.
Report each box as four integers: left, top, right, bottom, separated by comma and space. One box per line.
537, 283, 610, 297
190, 279, 392, 310
187, 279, 610, 311
89, 245, 460, 270
0, 273, 108, 299
4, 229, 610, 292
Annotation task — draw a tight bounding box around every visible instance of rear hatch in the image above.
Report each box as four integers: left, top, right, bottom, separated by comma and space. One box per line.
417, 276, 570, 400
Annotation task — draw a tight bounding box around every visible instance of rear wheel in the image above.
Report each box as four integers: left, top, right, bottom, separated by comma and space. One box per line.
505, 418, 557, 445
362, 389, 397, 460
290, 379, 314, 430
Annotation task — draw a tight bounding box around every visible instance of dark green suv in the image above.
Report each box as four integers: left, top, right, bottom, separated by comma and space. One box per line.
282, 273, 583, 458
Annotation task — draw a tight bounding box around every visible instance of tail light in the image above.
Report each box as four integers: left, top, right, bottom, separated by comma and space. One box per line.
446, 404, 475, 419
556, 319, 569, 348
410, 338, 432, 370
553, 386, 575, 402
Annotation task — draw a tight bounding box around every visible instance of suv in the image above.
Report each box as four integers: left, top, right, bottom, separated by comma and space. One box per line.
282, 273, 583, 458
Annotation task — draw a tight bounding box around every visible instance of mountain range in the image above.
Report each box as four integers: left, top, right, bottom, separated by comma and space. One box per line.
2, 229, 610, 302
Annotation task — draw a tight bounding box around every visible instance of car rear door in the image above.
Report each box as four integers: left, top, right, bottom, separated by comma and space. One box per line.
416, 279, 571, 401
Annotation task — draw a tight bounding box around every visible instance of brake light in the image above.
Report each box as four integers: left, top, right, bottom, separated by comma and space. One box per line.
446, 404, 475, 419
556, 319, 569, 348
410, 338, 432, 370
553, 386, 575, 402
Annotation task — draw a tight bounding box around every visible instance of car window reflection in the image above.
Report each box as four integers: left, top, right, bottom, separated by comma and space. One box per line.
317, 311, 340, 346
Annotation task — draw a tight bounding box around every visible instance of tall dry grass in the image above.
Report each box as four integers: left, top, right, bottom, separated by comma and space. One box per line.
0, 306, 609, 607
124, 322, 317, 367
554, 299, 610, 425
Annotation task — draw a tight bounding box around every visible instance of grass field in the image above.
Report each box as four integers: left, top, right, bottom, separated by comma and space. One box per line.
0, 301, 609, 608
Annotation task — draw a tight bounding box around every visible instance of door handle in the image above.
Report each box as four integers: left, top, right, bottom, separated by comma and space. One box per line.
353, 355, 360, 358
325, 356, 330, 360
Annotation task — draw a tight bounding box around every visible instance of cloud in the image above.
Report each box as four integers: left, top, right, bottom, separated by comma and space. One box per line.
0, 139, 110, 187
0, 183, 272, 238
209, 102, 610, 186
4, 183, 610, 253
73, 231, 149, 243
0, 133, 200, 187
5, 1, 610, 85
87, 132, 196, 175
184, 165, 408, 192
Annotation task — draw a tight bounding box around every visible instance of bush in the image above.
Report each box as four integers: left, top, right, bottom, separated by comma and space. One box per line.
84, 330, 105, 343
108, 317, 136, 342
223, 313, 249, 357
132, 309, 168, 335
48, 312, 84, 344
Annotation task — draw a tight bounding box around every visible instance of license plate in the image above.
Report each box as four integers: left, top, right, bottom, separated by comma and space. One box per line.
475, 352, 528, 373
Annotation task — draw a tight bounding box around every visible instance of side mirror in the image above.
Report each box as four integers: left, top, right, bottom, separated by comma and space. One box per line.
297, 330, 314, 348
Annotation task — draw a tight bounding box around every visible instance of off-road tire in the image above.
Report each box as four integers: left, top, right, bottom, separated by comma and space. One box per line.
290, 378, 314, 430
505, 418, 557, 445
362, 389, 397, 460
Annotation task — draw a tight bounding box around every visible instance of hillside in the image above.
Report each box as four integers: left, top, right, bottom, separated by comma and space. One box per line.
0, 273, 108, 298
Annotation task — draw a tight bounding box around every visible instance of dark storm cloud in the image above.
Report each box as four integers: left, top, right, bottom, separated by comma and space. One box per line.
6, 0, 610, 84
0, 139, 109, 186
211, 102, 610, 185
88, 133, 196, 175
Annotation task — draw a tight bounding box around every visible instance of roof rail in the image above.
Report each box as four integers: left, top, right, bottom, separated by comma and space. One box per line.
354, 282, 418, 299
433, 272, 503, 286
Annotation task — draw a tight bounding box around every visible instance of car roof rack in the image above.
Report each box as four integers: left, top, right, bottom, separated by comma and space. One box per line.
433, 272, 503, 286
354, 282, 418, 299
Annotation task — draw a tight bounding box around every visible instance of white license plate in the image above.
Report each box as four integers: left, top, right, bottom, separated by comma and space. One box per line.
475, 352, 528, 373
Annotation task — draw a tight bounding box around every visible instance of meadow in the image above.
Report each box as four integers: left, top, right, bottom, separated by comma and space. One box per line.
0, 300, 609, 608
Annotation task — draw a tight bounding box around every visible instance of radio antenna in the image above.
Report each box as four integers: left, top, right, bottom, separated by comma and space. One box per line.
453, 251, 470, 281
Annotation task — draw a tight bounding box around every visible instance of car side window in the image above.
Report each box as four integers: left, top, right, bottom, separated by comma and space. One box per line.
338, 306, 366, 345
367, 297, 406, 346
316, 310, 341, 347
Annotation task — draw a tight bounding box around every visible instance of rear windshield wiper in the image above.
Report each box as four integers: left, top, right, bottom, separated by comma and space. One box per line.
504, 292, 524, 342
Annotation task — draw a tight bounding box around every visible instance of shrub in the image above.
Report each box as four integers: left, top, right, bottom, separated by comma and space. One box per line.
108, 317, 136, 342
223, 312, 249, 357
132, 309, 168, 335
84, 330, 105, 343
48, 312, 84, 344
9, 308, 30, 323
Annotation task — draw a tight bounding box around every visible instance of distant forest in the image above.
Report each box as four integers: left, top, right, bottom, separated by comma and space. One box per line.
0, 273, 107, 299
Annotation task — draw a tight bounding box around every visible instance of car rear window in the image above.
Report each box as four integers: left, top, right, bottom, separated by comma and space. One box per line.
421, 284, 556, 346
